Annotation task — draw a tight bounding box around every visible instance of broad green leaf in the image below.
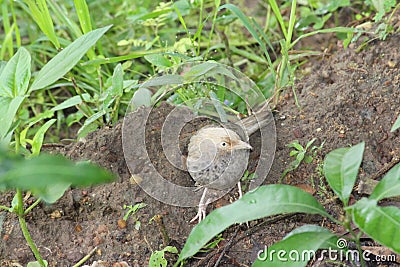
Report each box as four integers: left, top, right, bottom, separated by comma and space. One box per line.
183, 62, 218, 80
131, 88, 153, 110
350, 198, 400, 253
31, 182, 70, 203
31, 119, 57, 156
144, 54, 172, 68
323, 142, 364, 206
0, 47, 31, 97
30, 25, 112, 91
370, 162, 400, 201
141, 74, 183, 88
51, 93, 90, 111
0, 61, 6, 74
253, 225, 339, 267
178, 185, 329, 262
0, 153, 115, 191
0, 96, 25, 140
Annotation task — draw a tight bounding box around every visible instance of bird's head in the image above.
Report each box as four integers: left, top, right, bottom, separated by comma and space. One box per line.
189, 127, 252, 155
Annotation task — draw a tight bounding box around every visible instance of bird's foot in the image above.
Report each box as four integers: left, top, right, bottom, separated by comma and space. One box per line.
190, 188, 212, 223
189, 202, 207, 223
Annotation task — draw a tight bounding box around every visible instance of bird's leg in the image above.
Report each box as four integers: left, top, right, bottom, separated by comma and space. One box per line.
237, 181, 243, 199
190, 188, 209, 223
237, 181, 249, 227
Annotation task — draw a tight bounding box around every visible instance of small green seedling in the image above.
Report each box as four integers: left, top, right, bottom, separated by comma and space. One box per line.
240, 170, 258, 191
281, 138, 324, 180
123, 203, 147, 230
148, 246, 178, 267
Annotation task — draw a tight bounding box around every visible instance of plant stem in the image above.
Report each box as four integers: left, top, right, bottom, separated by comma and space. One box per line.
355, 232, 366, 267
16, 189, 46, 267
24, 198, 41, 215
0, 205, 10, 211
72, 246, 97, 267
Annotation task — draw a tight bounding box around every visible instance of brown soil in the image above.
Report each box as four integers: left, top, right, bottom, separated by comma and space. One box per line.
1, 33, 400, 267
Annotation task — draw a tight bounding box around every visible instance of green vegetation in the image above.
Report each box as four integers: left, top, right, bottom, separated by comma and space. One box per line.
0, 0, 399, 266
281, 138, 324, 180
178, 142, 400, 266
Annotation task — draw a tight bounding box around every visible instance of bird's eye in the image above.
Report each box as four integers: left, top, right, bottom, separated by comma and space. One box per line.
220, 142, 227, 147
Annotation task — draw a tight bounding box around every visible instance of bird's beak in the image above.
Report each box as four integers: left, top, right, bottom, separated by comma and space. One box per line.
234, 140, 253, 150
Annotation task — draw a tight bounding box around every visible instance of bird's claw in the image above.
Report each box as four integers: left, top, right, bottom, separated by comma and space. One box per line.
189, 203, 207, 223
189, 194, 211, 224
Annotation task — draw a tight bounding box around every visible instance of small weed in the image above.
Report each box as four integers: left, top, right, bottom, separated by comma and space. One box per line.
148, 245, 178, 267
123, 203, 147, 230
240, 170, 258, 191
281, 138, 324, 180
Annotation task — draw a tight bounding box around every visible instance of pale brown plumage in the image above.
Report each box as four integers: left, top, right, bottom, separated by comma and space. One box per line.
186, 103, 273, 222
187, 127, 252, 222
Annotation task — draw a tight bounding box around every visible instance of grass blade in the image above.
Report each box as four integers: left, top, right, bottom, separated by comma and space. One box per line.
30, 25, 112, 91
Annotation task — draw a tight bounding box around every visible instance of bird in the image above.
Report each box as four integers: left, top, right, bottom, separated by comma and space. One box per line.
186, 103, 273, 223
186, 126, 253, 223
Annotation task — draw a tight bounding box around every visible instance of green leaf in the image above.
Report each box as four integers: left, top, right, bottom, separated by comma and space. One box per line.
219, 4, 274, 70
112, 63, 124, 97
287, 141, 303, 151
77, 110, 105, 138
370, 163, 400, 201
0, 153, 115, 195
30, 25, 112, 91
141, 74, 183, 88
149, 246, 178, 267
183, 62, 218, 80
27, 260, 48, 267
350, 198, 400, 253
25, 0, 60, 48
323, 142, 364, 206
0, 47, 31, 97
73, 0, 92, 34
391, 115, 400, 132
144, 54, 172, 68
209, 91, 227, 123
31, 119, 57, 156
0, 96, 25, 141
178, 185, 329, 262
253, 225, 339, 267
131, 88, 153, 111
102, 64, 124, 110
51, 93, 90, 111
31, 182, 71, 203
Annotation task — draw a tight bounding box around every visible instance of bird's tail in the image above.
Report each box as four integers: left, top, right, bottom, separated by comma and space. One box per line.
239, 103, 274, 136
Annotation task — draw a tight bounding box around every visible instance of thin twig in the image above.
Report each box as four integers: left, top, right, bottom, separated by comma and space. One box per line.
367, 156, 400, 181
72, 246, 98, 267
213, 227, 240, 267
